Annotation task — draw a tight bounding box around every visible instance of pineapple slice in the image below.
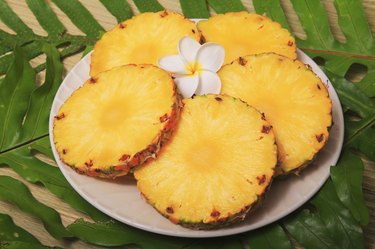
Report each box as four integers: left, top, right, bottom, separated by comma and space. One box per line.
219, 53, 332, 174
90, 11, 200, 77
134, 95, 277, 229
53, 64, 182, 178
197, 12, 296, 64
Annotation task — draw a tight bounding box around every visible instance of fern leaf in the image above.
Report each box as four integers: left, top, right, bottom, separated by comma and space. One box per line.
179, 0, 209, 19
18, 44, 63, 143
0, 175, 72, 239
0, 0, 33, 36
99, 0, 133, 23
206, 0, 246, 13
0, 137, 110, 222
67, 219, 189, 248
289, 0, 338, 49
252, 0, 291, 30
51, 0, 104, 38
0, 46, 36, 152
331, 151, 369, 226
25, 0, 65, 35
132, 0, 164, 12
0, 213, 41, 244
334, 0, 374, 54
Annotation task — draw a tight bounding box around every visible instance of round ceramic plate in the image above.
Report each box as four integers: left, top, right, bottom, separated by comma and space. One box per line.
49, 49, 344, 238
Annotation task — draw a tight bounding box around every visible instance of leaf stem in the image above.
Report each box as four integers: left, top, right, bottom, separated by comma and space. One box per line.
0, 134, 48, 155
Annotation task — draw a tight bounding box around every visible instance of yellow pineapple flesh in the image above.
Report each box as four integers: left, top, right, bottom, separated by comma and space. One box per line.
197, 12, 296, 64
53, 64, 182, 178
134, 95, 277, 229
90, 11, 200, 77
219, 53, 332, 174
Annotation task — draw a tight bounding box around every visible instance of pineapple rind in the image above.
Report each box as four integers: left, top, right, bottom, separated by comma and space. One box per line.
135, 95, 277, 229
108, 93, 183, 178
53, 64, 183, 178
176, 179, 273, 230
90, 10, 201, 77
277, 124, 332, 176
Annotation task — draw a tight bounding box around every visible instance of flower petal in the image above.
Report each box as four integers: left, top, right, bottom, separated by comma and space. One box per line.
178, 36, 201, 64
158, 55, 189, 74
174, 73, 199, 98
196, 43, 225, 72
195, 70, 221, 95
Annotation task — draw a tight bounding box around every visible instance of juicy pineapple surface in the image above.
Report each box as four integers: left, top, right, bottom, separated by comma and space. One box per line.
219, 53, 332, 174
53, 64, 182, 178
197, 12, 296, 64
134, 95, 277, 229
90, 11, 200, 77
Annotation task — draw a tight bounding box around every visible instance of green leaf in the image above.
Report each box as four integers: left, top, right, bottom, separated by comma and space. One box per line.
345, 116, 375, 146
99, 0, 133, 23
331, 151, 369, 225
179, 0, 209, 19
252, 0, 291, 30
67, 219, 189, 248
25, 0, 65, 35
310, 180, 364, 249
0, 46, 36, 152
289, 0, 337, 50
81, 44, 94, 57
0, 30, 16, 55
0, 241, 52, 249
132, 0, 164, 13
0, 176, 72, 240
283, 209, 341, 249
29, 135, 54, 159
17, 44, 63, 144
286, 0, 375, 90
333, 0, 374, 54
0, 137, 109, 223
0, 0, 34, 36
345, 120, 375, 161
327, 70, 375, 118
246, 223, 292, 249
0, 40, 45, 75
51, 0, 104, 37
0, 213, 40, 244
184, 237, 243, 249
356, 68, 375, 97
206, 0, 246, 13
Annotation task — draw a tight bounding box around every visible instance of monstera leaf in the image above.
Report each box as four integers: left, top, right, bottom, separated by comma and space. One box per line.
0, 0, 373, 248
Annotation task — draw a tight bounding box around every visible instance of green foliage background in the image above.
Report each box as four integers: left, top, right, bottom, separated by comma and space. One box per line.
0, 0, 374, 248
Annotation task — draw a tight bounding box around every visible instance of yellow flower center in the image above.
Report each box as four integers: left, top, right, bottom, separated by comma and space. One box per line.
186, 62, 202, 75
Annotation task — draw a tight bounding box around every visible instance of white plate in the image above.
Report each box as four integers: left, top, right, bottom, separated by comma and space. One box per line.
49, 49, 344, 238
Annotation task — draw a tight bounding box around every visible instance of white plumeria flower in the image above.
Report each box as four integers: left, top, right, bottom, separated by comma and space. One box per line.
158, 36, 225, 98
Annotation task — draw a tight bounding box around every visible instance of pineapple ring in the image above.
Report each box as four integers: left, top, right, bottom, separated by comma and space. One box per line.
53, 64, 182, 178
134, 95, 277, 229
90, 10, 200, 77
197, 12, 296, 64
219, 53, 332, 174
